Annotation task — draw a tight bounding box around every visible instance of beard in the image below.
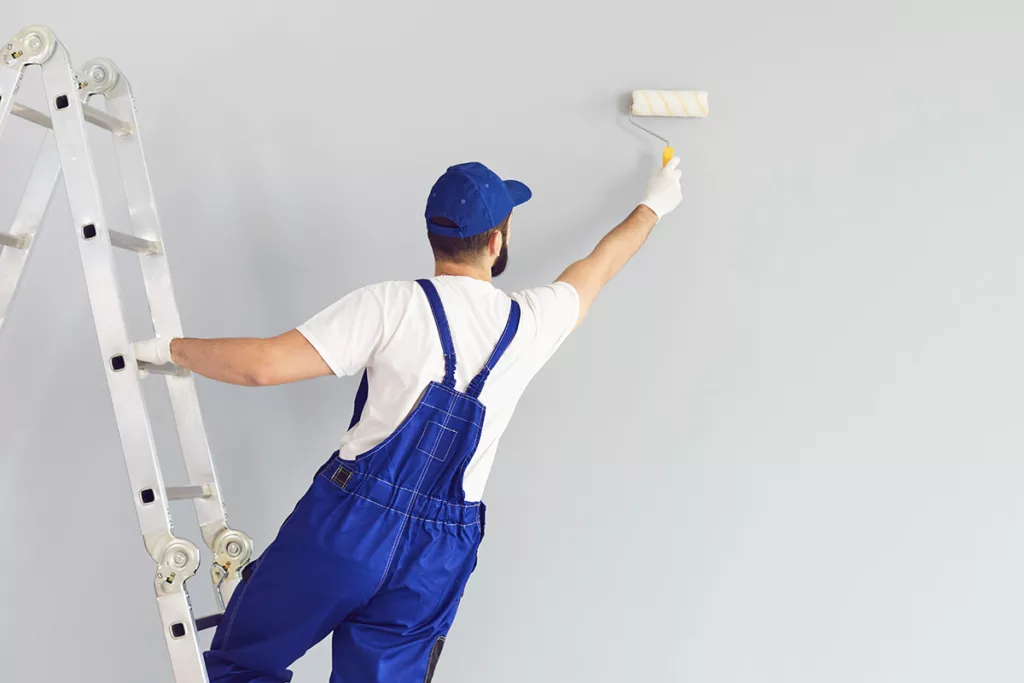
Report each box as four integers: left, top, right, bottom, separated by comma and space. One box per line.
491, 243, 509, 277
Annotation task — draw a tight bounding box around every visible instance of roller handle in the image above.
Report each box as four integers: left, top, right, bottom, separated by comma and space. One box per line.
662, 147, 675, 167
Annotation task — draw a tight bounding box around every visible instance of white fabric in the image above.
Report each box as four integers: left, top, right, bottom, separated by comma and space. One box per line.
640, 157, 683, 220
297, 275, 580, 501
133, 336, 172, 365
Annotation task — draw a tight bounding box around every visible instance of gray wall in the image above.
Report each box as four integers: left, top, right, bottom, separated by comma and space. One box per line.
2, 1, 1023, 681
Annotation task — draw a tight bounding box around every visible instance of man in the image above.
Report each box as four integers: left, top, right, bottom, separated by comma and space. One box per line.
134, 158, 683, 682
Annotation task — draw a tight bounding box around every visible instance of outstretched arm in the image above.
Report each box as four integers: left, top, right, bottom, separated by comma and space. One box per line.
136, 283, 384, 386
134, 329, 333, 386
556, 158, 682, 328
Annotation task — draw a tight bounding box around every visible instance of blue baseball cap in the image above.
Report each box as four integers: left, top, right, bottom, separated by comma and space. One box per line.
425, 162, 532, 238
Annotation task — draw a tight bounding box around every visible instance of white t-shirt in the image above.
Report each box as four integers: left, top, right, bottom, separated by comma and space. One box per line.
296, 275, 579, 501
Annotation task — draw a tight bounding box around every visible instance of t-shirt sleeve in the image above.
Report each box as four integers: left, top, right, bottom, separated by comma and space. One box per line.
510, 281, 580, 364
296, 284, 386, 378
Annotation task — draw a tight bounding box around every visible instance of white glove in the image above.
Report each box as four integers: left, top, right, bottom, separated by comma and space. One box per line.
639, 156, 683, 220
133, 337, 174, 366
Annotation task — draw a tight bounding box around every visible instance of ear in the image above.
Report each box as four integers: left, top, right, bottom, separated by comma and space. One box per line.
488, 228, 504, 257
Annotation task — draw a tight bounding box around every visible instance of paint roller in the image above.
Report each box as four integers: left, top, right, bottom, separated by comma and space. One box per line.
629, 90, 709, 166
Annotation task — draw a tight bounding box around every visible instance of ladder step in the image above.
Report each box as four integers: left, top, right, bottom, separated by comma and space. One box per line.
166, 484, 212, 500
195, 614, 223, 632
137, 360, 189, 377
0, 232, 30, 250
81, 103, 134, 137
109, 229, 162, 255
11, 101, 133, 136
11, 102, 52, 129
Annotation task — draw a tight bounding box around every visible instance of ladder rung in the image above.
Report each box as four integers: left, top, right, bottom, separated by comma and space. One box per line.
166, 484, 213, 500
137, 360, 189, 377
109, 229, 162, 255
195, 614, 223, 632
81, 102, 134, 136
11, 103, 53, 129
11, 101, 133, 136
0, 232, 30, 250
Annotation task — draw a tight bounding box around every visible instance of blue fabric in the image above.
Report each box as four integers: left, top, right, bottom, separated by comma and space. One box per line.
467, 297, 520, 398
348, 370, 370, 430
415, 280, 457, 388
424, 162, 532, 238
204, 280, 519, 683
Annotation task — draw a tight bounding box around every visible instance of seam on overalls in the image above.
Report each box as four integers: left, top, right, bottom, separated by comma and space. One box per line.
343, 379, 445, 466
358, 471, 481, 507
428, 386, 490, 512
421, 384, 484, 420
322, 484, 481, 527
317, 469, 482, 515
416, 421, 457, 461
218, 517, 279, 649
372, 389, 457, 598
220, 565, 255, 646
371, 462, 429, 596
437, 430, 456, 462
418, 402, 482, 428
423, 386, 487, 509
426, 385, 487, 508
220, 496, 307, 645
454, 404, 486, 500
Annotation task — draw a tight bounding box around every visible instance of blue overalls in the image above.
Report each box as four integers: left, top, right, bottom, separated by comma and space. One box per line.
204, 279, 521, 683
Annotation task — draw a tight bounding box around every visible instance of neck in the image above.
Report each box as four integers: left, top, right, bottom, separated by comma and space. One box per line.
434, 261, 492, 282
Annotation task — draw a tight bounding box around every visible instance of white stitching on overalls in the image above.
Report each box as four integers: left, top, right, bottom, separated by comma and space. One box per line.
219, 502, 301, 646
317, 468, 482, 513
326, 485, 481, 527
371, 389, 456, 598
356, 471, 481, 507
416, 421, 458, 461
220, 564, 255, 646
419, 402, 482, 428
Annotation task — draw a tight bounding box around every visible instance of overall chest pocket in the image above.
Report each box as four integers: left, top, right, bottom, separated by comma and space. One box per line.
416, 421, 457, 462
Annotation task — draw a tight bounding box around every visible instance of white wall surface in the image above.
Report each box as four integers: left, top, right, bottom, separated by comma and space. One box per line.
2, 1, 1024, 681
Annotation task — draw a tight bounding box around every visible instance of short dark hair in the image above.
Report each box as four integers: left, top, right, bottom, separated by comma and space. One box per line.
427, 213, 510, 264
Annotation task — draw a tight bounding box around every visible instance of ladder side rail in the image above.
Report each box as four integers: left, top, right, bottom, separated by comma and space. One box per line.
36, 32, 209, 683
0, 29, 57, 339
93, 60, 253, 606
0, 52, 28, 139
0, 134, 61, 337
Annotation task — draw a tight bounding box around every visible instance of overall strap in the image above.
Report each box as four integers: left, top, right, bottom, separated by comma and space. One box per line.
416, 279, 457, 388
467, 299, 521, 398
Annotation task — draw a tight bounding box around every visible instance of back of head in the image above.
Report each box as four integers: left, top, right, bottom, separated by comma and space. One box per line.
427, 214, 510, 270
423, 162, 528, 278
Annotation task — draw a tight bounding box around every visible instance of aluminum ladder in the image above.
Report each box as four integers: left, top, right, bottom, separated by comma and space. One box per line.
0, 24, 252, 683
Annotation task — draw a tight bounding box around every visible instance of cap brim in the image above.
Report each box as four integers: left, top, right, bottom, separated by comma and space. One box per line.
505, 180, 532, 206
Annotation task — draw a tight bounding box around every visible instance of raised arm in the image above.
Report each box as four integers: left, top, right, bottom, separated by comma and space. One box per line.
556, 158, 682, 328
133, 330, 333, 386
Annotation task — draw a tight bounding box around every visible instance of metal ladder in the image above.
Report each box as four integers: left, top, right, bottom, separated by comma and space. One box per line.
0, 25, 252, 683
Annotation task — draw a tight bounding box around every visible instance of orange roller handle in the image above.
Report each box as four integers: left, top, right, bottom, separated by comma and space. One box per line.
663, 147, 675, 167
